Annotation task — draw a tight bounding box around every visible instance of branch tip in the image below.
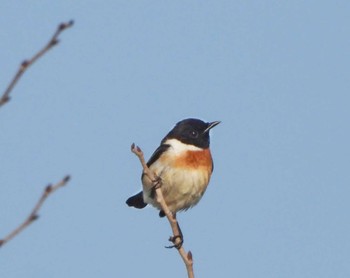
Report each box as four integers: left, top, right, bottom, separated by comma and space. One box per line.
59, 20, 74, 31
63, 175, 71, 183
131, 143, 143, 156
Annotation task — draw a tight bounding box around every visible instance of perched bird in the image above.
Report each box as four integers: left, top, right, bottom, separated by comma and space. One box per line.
126, 118, 220, 217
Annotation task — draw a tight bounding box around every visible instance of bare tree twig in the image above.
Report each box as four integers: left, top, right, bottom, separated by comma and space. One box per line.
0, 20, 74, 108
131, 144, 195, 278
0, 175, 71, 248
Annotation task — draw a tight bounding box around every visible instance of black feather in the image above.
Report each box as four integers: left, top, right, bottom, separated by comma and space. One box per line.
146, 144, 170, 167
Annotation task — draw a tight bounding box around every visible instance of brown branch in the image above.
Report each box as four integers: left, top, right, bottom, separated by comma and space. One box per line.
0, 20, 74, 108
0, 175, 71, 248
131, 143, 195, 278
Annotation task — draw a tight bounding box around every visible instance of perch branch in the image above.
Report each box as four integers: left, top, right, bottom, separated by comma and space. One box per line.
0, 175, 71, 248
0, 20, 74, 108
131, 143, 194, 278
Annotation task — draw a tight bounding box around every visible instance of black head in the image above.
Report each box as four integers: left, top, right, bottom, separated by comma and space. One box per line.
163, 118, 220, 148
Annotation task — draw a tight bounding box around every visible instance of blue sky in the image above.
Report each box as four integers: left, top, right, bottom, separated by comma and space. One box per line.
1, 1, 349, 277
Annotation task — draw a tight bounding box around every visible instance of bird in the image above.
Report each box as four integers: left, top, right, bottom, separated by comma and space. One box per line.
126, 118, 220, 218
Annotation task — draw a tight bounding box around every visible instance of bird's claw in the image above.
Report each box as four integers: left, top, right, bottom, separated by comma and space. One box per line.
165, 235, 183, 249
152, 176, 162, 189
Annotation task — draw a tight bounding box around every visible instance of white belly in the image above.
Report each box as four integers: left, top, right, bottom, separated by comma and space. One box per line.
143, 165, 210, 213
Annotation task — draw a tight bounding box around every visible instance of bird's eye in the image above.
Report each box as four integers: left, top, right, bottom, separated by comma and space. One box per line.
189, 130, 198, 138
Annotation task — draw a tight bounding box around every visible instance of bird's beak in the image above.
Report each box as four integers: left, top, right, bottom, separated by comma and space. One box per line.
204, 121, 221, 133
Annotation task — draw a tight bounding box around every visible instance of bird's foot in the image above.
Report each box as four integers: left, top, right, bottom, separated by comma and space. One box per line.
152, 175, 162, 189
165, 234, 184, 249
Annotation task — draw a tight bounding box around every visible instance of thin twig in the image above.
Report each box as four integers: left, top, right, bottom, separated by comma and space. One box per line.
131, 143, 195, 278
0, 20, 74, 107
0, 175, 71, 248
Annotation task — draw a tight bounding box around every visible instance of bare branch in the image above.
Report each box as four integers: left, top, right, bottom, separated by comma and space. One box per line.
0, 20, 74, 108
0, 175, 71, 248
131, 143, 195, 278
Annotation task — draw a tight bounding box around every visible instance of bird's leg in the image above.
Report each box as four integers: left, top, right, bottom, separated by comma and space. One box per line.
150, 175, 162, 201
166, 213, 184, 249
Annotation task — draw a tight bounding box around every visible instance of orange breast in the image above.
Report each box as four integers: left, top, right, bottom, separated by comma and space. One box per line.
174, 148, 213, 172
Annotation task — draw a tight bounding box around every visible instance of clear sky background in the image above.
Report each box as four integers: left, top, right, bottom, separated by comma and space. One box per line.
1, 1, 349, 277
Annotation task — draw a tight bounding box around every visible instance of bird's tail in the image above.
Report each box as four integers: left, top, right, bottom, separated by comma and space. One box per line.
126, 191, 147, 209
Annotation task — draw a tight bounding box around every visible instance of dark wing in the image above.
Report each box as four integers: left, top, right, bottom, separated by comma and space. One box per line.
146, 144, 170, 167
